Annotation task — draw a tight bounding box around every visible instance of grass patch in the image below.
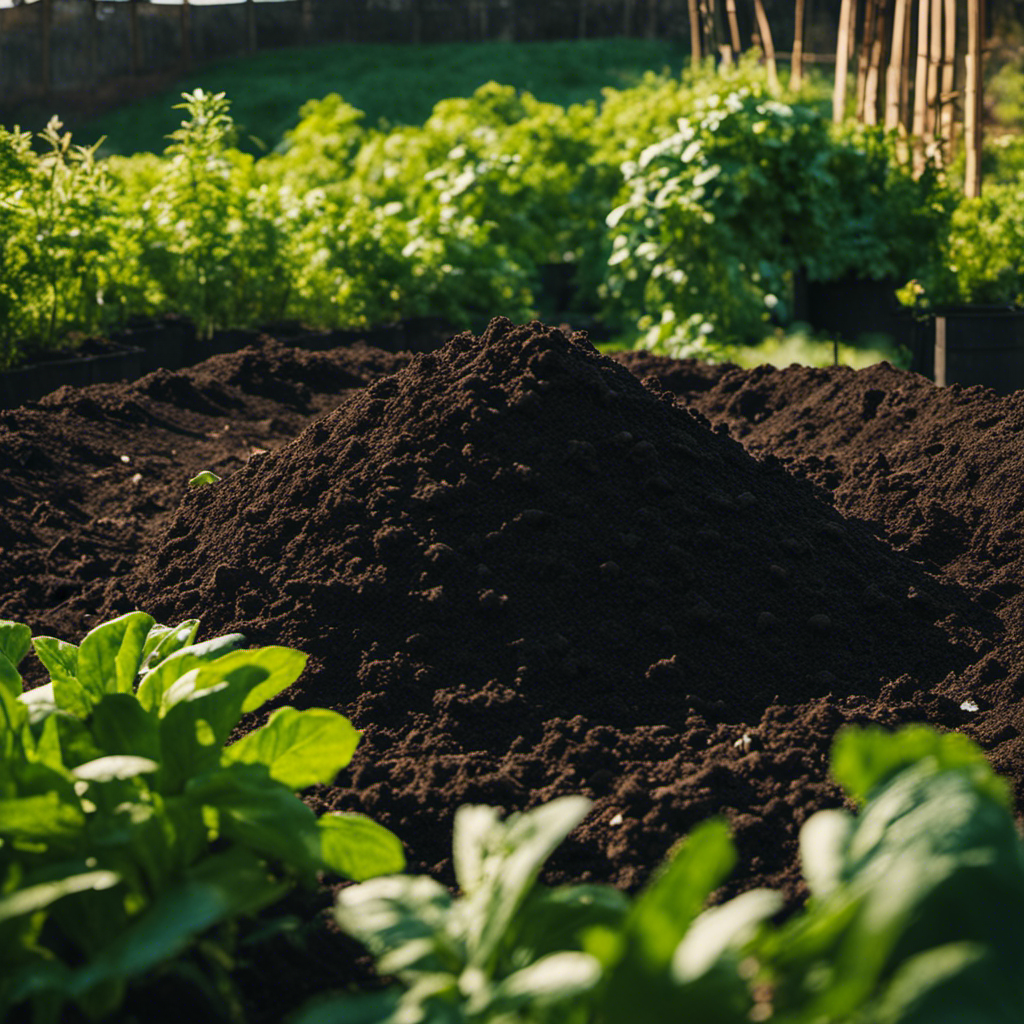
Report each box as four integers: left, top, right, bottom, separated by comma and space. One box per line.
69, 37, 688, 158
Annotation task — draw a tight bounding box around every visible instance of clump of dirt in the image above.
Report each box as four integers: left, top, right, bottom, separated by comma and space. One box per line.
105, 319, 990, 900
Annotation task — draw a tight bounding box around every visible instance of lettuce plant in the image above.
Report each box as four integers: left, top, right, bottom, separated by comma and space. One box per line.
0, 612, 404, 1023
302, 725, 1024, 1023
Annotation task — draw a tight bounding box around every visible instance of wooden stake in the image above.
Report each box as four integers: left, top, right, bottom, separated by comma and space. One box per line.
726, 0, 743, 59
833, 0, 855, 122
863, 0, 887, 123
912, 0, 931, 172
939, 0, 956, 150
689, 0, 703, 60
884, 0, 909, 127
925, 0, 942, 148
753, 0, 780, 92
791, 0, 806, 88
856, 0, 877, 121
964, 0, 984, 197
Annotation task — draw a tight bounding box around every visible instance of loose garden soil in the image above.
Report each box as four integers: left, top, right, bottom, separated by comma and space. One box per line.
3, 319, 1023, 1021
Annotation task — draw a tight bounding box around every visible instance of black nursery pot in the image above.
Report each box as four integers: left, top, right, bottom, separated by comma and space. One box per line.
799, 274, 901, 344
932, 305, 1024, 395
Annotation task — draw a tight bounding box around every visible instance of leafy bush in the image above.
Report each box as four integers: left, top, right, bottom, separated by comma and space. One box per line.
127, 89, 295, 338
0, 118, 117, 368
301, 724, 1024, 1023
915, 176, 1024, 307
602, 87, 951, 357
0, 612, 403, 1023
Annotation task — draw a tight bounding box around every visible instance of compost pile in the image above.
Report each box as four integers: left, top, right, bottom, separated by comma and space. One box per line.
3, 319, 1024, 1019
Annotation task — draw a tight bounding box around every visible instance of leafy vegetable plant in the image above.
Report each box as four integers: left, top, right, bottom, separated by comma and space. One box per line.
301, 724, 1024, 1023
0, 612, 403, 1023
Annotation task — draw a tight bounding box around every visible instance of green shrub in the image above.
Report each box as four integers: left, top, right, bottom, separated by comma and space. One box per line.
0, 612, 403, 1023
0, 118, 118, 368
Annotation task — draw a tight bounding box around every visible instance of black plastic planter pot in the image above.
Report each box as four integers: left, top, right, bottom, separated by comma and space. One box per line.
932, 305, 1024, 395
90, 344, 144, 385
0, 352, 94, 409
801, 275, 901, 344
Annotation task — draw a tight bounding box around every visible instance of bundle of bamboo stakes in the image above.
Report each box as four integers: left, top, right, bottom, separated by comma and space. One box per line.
687, 0, 986, 195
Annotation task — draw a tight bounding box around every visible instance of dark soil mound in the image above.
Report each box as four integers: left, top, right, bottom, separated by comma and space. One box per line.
105, 319, 990, 900
611, 352, 1024, 807
0, 339, 408, 649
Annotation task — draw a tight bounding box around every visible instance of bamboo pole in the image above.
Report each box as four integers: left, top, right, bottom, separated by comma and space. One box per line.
939, 0, 957, 152
791, 0, 806, 88
833, 0, 855, 122
856, 0, 877, 121
688, 0, 703, 60
752, 0, 779, 92
898, 0, 912, 127
726, 0, 743, 58
864, 0, 888, 123
964, 0, 984, 197
925, 0, 942, 147
912, 0, 931, 172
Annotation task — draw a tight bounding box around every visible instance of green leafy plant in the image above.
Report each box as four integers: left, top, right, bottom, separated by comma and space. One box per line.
301, 724, 1024, 1023
0, 118, 117, 368
913, 177, 1024, 307
129, 89, 295, 338
0, 612, 404, 1023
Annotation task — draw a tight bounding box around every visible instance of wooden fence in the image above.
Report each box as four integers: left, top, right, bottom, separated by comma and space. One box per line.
0, 0, 822, 110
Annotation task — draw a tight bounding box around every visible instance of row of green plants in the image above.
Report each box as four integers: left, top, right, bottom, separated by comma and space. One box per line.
4, 611, 1024, 1022
1, 57, 1021, 370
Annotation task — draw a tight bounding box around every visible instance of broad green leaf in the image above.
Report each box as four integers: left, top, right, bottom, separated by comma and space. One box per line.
140, 618, 200, 671
831, 724, 1010, 809
871, 943, 1014, 1024
486, 951, 601, 1012
318, 813, 406, 881
135, 632, 247, 712
333, 874, 455, 967
456, 796, 591, 970
0, 618, 31, 670
89, 693, 161, 761
672, 888, 781, 983
0, 682, 30, 738
68, 855, 285, 999
72, 755, 158, 783
76, 612, 155, 702
188, 470, 221, 487
289, 989, 408, 1024
222, 707, 360, 789
0, 619, 31, 698
600, 818, 737, 1024
159, 665, 268, 791
799, 808, 856, 898
0, 870, 120, 924
210, 645, 307, 714
0, 792, 85, 840
511, 884, 631, 964
31, 636, 89, 717
185, 764, 324, 876
18, 682, 57, 724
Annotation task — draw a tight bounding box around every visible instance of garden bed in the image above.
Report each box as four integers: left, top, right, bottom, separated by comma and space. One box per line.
2, 319, 1023, 1021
